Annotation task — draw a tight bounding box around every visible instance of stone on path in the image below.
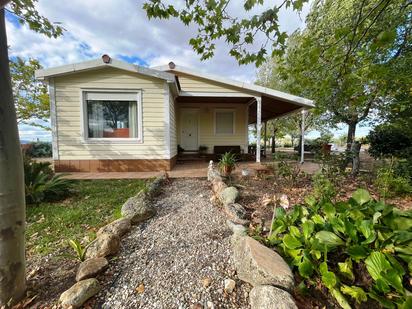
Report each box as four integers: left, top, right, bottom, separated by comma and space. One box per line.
121, 192, 156, 224
232, 236, 294, 290
97, 218, 131, 238
86, 233, 120, 259
224, 278, 236, 293
59, 278, 100, 308
249, 285, 297, 309
76, 257, 108, 281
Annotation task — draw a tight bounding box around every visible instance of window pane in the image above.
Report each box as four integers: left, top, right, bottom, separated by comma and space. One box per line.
87, 100, 137, 138
216, 111, 234, 134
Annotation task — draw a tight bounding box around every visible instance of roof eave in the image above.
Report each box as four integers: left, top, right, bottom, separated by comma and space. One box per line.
35, 58, 176, 83
152, 64, 314, 109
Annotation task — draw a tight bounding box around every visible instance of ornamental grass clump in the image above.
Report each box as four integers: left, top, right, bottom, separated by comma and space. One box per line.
267, 188, 412, 308
218, 152, 237, 176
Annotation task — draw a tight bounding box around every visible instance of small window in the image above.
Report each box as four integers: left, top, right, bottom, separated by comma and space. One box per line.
82, 91, 142, 141
215, 110, 235, 135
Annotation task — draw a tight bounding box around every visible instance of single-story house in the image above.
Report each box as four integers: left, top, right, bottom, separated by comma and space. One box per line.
35, 55, 314, 172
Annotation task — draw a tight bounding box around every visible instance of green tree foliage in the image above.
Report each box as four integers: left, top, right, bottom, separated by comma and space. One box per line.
143, 0, 309, 66
368, 124, 412, 159
10, 57, 50, 128
258, 0, 411, 174
7, 0, 63, 38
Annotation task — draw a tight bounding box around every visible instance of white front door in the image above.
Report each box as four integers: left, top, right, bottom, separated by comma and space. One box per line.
181, 110, 198, 151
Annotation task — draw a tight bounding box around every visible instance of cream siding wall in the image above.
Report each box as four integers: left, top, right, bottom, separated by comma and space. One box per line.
54, 67, 169, 160
176, 73, 258, 96
177, 102, 248, 153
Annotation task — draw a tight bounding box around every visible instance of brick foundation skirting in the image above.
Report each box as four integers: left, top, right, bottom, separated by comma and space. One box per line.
55, 157, 177, 172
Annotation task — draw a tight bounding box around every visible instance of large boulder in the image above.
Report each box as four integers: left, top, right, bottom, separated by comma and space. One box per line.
250, 285, 297, 309
85, 233, 120, 259
232, 236, 294, 290
59, 278, 100, 308
96, 218, 131, 238
219, 187, 239, 206
121, 192, 156, 224
76, 257, 108, 281
224, 203, 247, 223
147, 175, 166, 198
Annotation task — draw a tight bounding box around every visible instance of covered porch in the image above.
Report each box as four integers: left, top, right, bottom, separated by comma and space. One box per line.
176, 91, 311, 163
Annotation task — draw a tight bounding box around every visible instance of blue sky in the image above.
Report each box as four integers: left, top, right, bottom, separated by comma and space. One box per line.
6, 0, 371, 142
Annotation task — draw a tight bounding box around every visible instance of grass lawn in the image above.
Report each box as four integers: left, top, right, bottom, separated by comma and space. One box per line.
26, 179, 147, 256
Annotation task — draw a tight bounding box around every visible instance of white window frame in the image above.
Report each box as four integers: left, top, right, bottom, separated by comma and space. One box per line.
80, 88, 143, 144
214, 108, 236, 135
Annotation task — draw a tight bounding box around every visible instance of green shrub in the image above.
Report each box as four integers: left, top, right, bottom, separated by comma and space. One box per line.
374, 165, 412, 200
267, 189, 412, 308
25, 141, 52, 157
312, 172, 337, 202
278, 161, 302, 185
368, 124, 412, 159
24, 157, 74, 205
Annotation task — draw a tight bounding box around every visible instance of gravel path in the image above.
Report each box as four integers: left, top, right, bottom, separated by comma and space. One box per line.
96, 178, 251, 309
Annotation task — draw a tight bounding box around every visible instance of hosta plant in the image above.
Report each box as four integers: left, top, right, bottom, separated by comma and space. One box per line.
267, 188, 412, 308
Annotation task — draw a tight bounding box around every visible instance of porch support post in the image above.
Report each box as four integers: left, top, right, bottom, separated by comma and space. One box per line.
300, 109, 305, 164
263, 120, 267, 158
256, 96, 262, 163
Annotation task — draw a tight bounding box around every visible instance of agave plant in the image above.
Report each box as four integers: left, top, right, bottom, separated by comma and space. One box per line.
24, 157, 74, 205
267, 188, 412, 308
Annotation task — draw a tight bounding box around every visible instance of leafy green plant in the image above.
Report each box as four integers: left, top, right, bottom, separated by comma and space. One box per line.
24, 141, 52, 157
24, 157, 74, 204
312, 172, 337, 202
267, 189, 412, 308
375, 164, 412, 200
68, 239, 87, 261
218, 152, 237, 176
278, 161, 302, 185
67, 239, 94, 261
198, 145, 208, 154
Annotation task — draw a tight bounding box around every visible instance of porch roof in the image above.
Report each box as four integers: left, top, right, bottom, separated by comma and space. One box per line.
154, 63, 314, 122
176, 94, 305, 124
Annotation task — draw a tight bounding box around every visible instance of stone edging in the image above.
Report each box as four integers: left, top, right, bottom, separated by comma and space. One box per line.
207, 162, 298, 309
59, 175, 166, 308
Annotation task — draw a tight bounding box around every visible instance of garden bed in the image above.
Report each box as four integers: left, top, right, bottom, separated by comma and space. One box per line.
229, 165, 412, 309
25, 179, 147, 307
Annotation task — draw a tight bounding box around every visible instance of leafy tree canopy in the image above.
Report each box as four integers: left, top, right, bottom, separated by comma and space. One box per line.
143, 0, 309, 66
6, 0, 63, 37
259, 0, 411, 141
10, 57, 50, 129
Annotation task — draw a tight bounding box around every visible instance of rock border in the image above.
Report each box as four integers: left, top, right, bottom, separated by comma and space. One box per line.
59, 175, 167, 308
207, 162, 298, 309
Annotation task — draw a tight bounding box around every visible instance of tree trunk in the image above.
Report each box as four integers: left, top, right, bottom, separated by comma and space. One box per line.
343, 122, 361, 175
351, 141, 361, 176
0, 8, 26, 305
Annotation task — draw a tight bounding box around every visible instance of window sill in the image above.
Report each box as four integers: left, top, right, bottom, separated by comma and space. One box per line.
82, 138, 143, 144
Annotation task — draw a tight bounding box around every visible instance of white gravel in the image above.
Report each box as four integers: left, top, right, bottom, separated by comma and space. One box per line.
96, 178, 251, 309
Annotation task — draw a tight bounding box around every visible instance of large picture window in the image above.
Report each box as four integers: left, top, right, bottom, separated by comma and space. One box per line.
215, 109, 235, 135
82, 90, 142, 141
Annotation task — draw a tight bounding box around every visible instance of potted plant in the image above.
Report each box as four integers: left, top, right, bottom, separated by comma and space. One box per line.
218, 152, 237, 176
198, 145, 208, 157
